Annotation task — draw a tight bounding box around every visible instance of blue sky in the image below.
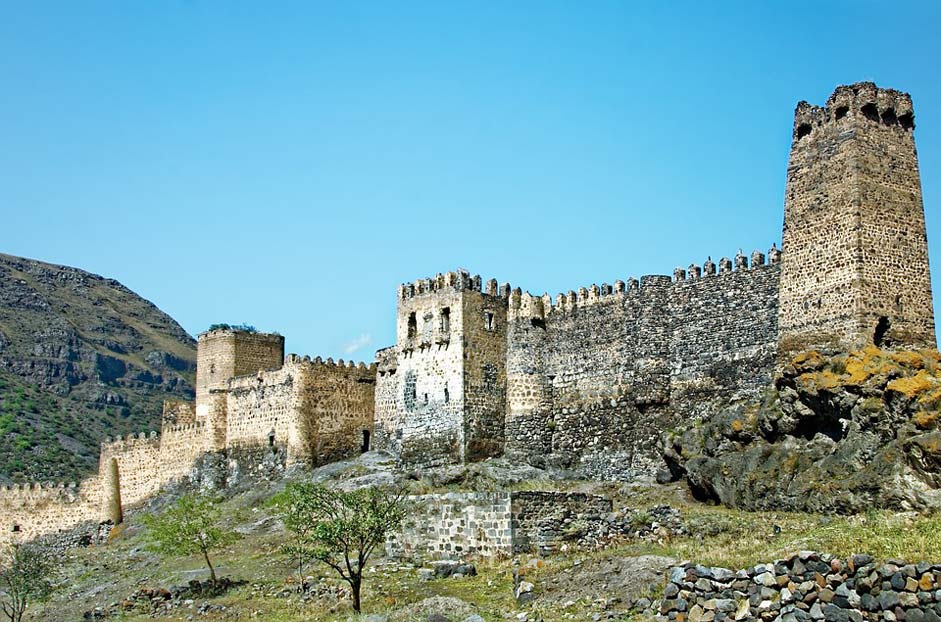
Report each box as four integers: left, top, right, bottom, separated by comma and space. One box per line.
2, 2, 941, 359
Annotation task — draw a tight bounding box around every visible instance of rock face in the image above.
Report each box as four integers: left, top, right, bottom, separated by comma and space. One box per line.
663, 348, 941, 513
0, 252, 195, 482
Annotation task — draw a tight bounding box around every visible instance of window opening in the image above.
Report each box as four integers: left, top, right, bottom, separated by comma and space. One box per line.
440, 307, 451, 333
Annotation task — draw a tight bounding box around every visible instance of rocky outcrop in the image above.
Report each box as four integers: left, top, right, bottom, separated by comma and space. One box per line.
663, 348, 941, 513
0, 252, 196, 483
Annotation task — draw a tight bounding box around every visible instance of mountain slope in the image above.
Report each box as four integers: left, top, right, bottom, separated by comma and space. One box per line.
0, 252, 195, 483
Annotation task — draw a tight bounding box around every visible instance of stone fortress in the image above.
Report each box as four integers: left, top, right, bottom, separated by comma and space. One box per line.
0, 81, 934, 545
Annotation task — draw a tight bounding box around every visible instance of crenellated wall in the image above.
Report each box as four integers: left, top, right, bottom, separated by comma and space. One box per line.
0, 331, 376, 545
98, 432, 162, 508
380, 261, 778, 475
289, 355, 376, 465
218, 354, 376, 464
462, 280, 508, 461
225, 366, 300, 453
0, 422, 210, 545
0, 480, 102, 544
500, 248, 780, 479
669, 250, 781, 419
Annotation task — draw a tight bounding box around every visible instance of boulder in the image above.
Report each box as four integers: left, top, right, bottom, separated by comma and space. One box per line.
663, 348, 941, 513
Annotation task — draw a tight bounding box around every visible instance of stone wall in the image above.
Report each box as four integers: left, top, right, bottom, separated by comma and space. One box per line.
669, 255, 780, 419
0, 480, 101, 544
98, 432, 162, 508
293, 356, 376, 466
162, 400, 196, 426
504, 255, 779, 479
225, 366, 299, 454
779, 82, 935, 359
462, 281, 508, 461
373, 346, 399, 452
387, 492, 514, 559
157, 422, 208, 482
509, 490, 613, 555
224, 355, 376, 465
387, 490, 613, 560
659, 552, 941, 622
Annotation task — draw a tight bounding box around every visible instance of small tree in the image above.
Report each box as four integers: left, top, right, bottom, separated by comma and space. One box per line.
142, 494, 239, 585
0, 541, 56, 622
269, 482, 321, 592
274, 483, 408, 612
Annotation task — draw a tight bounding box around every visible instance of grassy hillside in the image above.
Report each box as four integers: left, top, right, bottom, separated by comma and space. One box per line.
32, 459, 941, 622
0, 252, 196, 483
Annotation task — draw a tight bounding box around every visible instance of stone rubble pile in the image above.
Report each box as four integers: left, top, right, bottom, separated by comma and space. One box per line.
564, 505, 687, 552
83, 579, 241, 619
659, 552, 941, 622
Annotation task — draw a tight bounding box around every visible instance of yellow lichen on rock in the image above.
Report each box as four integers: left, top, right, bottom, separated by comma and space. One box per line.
912, 410, 940, 430
889, 350, 927, 370
791, 350, 825, 372
886, 370, 937, 398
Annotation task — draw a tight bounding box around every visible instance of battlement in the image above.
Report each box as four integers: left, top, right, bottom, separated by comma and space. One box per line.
283, 353, 377, 372
506, 246, 781, 320
162, 421, 206, 436
0, 481, 82, 495
672, 246, 781, 281
399, 270, 511, 300
196, 326, 285, 410
793, 82, 915, 142
197, 326, 284, 340
101, 430, 160, 450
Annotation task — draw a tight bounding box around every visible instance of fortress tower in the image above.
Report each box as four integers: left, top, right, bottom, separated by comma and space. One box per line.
194, 328, 285, 448
373, 271, 508, 467
195, 328, 285, 408
779, 82, 935, 358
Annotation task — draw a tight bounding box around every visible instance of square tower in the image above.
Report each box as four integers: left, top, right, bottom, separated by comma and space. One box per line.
373, 271, 508, 467
194, 327, 285, 424
779, 82, 935, 358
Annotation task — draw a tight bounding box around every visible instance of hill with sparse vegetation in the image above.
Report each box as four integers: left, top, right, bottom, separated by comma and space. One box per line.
0, 252, 196, 483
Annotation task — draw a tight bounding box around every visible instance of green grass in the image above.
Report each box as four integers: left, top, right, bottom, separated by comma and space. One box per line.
30, 475, 941, 622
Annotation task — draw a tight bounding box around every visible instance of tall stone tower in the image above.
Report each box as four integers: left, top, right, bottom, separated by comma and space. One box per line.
778, 82, 935, 359
373, 271, 508, 467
